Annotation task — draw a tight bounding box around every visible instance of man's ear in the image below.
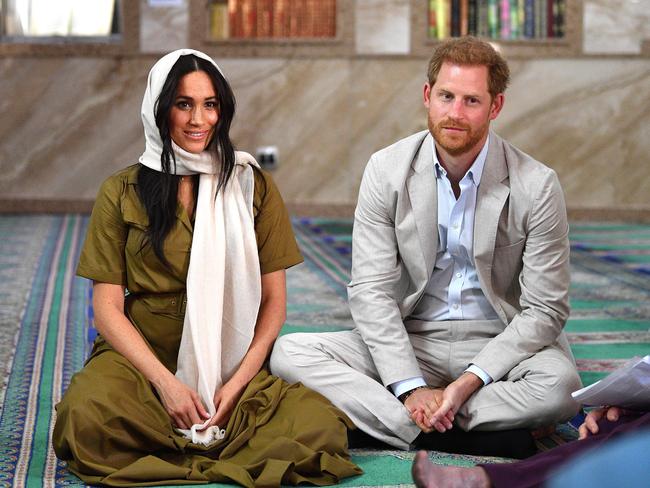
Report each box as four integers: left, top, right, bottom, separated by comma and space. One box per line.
423, 82, 433, 108
489, 93, 505, 120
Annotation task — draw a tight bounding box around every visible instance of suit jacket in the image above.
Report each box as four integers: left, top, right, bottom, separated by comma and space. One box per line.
348, 130, 574, 386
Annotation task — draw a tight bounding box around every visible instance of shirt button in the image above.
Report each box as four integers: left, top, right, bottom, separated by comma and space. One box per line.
456, 272, 462, 278
452, 223, 459, 230
452, 303, 459, 310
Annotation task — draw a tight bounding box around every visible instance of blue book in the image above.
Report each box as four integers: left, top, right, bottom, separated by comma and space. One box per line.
524, 0, 534, 38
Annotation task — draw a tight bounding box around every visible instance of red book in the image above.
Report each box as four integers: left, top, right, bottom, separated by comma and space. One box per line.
325, 0, 338, 37
299, 0, 308, 37
547, 0, 555, 37
228, 0, 241, 38
460, 0, 469, 36
273, 0, 287, 38
313, 0, 324, 37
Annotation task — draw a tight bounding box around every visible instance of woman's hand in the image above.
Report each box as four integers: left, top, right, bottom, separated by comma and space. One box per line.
153, 373, 211, 429
200, 378, 247, 430
578, 406, 625, 440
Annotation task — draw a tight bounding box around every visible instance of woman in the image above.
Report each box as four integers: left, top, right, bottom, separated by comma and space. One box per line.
53, 49, 361, 486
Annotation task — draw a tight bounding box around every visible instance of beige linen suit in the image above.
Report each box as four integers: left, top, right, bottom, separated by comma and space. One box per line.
271, 130, 581, 449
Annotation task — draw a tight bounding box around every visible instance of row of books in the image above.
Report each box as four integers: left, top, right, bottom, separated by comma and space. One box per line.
428, 0, 566, 40
209, 0, 336, 40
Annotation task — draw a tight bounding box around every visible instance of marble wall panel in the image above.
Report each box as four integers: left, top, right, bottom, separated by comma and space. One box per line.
140, 0, 189, 54
355, 0, 410, 55
1, 56, 649, 212
347, 58, 427, 188
222, 58, 356, 204
495, 58, 650, 209
583, 0, 650, 54
0, 58, 148, 199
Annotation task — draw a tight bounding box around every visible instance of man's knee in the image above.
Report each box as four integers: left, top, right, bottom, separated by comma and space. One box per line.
270, 334, 302, 380
535, 360, 582, 423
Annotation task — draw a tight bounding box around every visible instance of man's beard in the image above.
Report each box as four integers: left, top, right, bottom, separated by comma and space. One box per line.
429, 117, 489, 157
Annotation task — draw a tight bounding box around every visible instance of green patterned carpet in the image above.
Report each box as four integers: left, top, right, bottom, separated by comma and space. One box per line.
0, 215, 648, 487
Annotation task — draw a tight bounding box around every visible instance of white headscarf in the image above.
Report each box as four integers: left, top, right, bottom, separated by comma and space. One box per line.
139, 49, 261, 445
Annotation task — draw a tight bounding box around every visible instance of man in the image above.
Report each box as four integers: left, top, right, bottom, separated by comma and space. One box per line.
270, 36, 581, 451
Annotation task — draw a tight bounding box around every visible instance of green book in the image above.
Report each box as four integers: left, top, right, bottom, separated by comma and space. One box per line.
510, 0, 519, 38
478, 0, 489, 37
487, 0, 498, 39
429, 0, 438, 38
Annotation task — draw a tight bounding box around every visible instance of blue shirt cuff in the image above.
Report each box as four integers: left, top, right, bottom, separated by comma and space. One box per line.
465, 364, 492, 385
390, 377, 427, 398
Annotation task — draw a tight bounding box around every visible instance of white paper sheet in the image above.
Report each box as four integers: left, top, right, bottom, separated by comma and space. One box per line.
571, 355, 650, 410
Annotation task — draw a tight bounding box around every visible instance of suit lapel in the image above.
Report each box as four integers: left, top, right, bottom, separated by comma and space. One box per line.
406, 133, 437, 280
474, 133, 510, 319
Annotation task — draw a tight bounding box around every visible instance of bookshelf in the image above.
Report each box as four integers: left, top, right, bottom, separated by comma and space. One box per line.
411, 0, 583, 58
190, 0, 354, 57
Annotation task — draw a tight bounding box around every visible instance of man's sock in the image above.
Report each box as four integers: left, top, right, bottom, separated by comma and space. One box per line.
347, 428, 394, 449
414, 427, 537, 459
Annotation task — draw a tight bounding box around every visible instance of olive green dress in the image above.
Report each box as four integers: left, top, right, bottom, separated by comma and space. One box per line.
52, 164, 361, 487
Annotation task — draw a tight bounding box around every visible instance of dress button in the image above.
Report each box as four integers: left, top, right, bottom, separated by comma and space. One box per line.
171, 299, 176, 305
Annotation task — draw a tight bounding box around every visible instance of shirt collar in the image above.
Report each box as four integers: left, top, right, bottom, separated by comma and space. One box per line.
432, 135, 490, 187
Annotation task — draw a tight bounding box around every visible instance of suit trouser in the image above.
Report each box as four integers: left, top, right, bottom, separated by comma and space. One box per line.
270, 320, 581, 450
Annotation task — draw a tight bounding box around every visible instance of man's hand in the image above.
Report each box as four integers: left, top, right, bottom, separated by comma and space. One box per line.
405, 387, 450, 433
578, 406, 626, 440
427, 372, 483, 433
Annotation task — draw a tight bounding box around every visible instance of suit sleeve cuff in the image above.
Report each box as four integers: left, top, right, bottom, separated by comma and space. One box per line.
390, 376, 427, 398
465, 364, 493, 385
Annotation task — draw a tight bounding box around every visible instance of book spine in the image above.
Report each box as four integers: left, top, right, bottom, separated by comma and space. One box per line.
258, 0, 272, 38
517, 0, 525, 39
487, 0, 498, 39
476, 0, 488, 37
468, 0, 477, 36
555, 0, 565, 38
451, 0, 461, 37
509, 0, 518, 39
299, 0, 308, 37
524, 0, 534, 38
437, 0, 449, 39
547, 0, 554, 37
288, 0, 297, 37
539, 0, 547, 39
311, 0, 318, 37
240, 0, 255, 38
429, 0, 438, 38
229, 0, 241, 38
534, 0, 542, 39
303, 0, 311, 38
500, 0, 510, 39
460, 0, 469, 36
317, 0, 325, 37
209, 1, 229, 40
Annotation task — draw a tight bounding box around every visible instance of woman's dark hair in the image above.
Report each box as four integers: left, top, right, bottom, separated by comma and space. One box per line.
137, 54, 236, 266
